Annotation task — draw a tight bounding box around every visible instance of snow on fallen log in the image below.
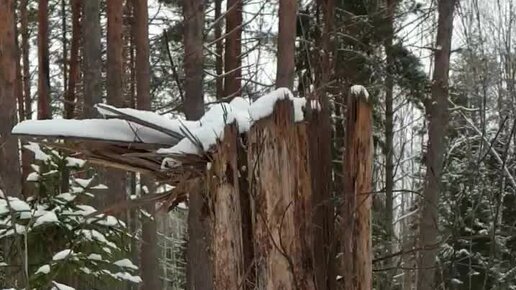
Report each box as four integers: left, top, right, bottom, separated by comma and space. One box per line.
96, 103, 200, 140
12, 119, 179, 146
158, 88, 308, 163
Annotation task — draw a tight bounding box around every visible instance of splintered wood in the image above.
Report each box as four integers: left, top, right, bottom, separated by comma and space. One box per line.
206, 124, 245, 289
340, 90, 373, 290
248, 100, 315, 290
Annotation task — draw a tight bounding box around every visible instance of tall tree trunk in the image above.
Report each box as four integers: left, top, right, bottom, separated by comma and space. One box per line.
82, 0, 102, 118
214, 0, 224, 99
382, 1, 396, 288
340, 87, 373, 290
417, 0, 456, 289
104, 0, 127, 213
61, 0, 68, 95
310, 0, 336, 289
223, 0, 242, 99
64, 0, 81, 119
183, 1, 210, 289
134, 0, 151, 110
107, 0, 125, 107
276, 0, 297, 89
133, 1, 160, 288
38, 0, 51, 120
20, 0, 32, 197
0, 0, 22, 196
0, 3, 23, 285
21, 0, 30, 120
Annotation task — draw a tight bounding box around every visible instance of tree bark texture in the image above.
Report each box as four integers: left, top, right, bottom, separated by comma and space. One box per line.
183, 0, 205, 120
82, 0, 102, 118
183, 0, 210, 289
207, 124, 245, 289
310, 0, 336, 289
223, 0, 242, 99
107, 0, 125, 107
37, 0, 51, 120
248, 100, 315, 290
417, 0, 456, 289
64, 0, 81, 119
340, 91, 373, 290
276, 0, 297, 89
134, 0, 151, 110
0, 0, 22, 197
214, 0, 224, 99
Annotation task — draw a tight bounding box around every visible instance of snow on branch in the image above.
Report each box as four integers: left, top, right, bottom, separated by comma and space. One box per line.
11, 87, 310, 171
12, 119, 178, 146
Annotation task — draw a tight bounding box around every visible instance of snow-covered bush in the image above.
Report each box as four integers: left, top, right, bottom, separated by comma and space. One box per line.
0, 143, 140, 289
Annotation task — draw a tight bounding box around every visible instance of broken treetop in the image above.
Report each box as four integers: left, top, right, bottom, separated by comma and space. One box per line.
12, 88, 318, 168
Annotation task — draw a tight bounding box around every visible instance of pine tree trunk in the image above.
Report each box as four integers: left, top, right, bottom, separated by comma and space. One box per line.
310, 0, 336, 289
214, 0, 224, 99
340, 90, 373, 290
183, 0, 211, 289
382, 1, 396, 288
0, 1, 23, 285
183, 0, 205, 120
64, 0, 81, 119
37, 0, 51, 120
132, 1, 160, 287
417, 1, 456, 289
134, 0, 151, 110
248, 100, 315, 290
82, 0, 102, 118
104, 0, 127, 214
0, 0, 22, 196
107, 0, 125, 107
20, 0, 32, 197
276, 0, 296, 89
223, 0, 242, 99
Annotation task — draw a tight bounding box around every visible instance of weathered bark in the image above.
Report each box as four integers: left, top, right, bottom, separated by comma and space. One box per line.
417, 0, 456, 289
340, 90, 373, 290
82, 0, 102, 118
276, 0, 297, 89
310, 0, 336, 289
214, 0, 224, 99
207, 124, 245, 289
248, 100, 315, 290
223, 0, 242, 99
107, 0, 125, 107
238, 135, 255, 289
64, 0, 81, 119
183, 0, 205, 120
134, 0, 151, 110
105, 0, 127, 208
37, 0, 51, 120
183, 1, 210, 289
0, 0, 22, 196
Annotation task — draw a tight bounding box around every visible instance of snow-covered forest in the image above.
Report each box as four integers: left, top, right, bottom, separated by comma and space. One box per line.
0, 0, 515, 289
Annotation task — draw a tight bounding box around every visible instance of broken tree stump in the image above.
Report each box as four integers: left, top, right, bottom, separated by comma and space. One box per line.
206, 124, 245, 289
248, 100, 315, 290
340, 86, 373, 290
